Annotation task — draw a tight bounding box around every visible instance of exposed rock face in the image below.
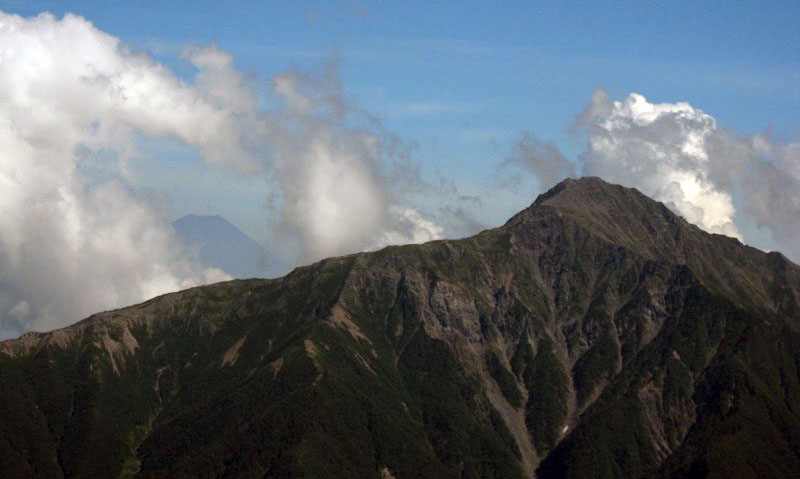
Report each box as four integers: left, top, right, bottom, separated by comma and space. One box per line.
1, 177, 799, 478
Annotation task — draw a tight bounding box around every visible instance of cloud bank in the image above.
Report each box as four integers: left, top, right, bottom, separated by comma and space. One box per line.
0, 11, 442, 337
0, 11, 240, 337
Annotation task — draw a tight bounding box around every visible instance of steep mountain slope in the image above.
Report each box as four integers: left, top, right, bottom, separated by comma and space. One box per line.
1, 177, 798, 478
173, 214, 289, 278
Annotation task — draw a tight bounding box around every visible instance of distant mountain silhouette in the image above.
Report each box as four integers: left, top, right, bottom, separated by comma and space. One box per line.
173, 214, 289, 278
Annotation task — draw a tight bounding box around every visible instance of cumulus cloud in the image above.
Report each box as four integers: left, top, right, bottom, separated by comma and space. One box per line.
266, 68, 444, 260
516, 89, 800, 262
0, 11, 240, 337
579, 92, 742, 239
578, 91, 800, 261
0, 11, 443, 336
378, 207, 445, 246
577, 91, 742, 238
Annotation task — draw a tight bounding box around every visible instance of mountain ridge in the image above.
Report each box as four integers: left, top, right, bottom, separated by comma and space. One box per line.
1, 177, 799, 478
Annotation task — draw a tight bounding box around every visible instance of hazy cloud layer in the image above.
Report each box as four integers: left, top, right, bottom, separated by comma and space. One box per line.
0, 11, 442, 336
509, 132, 576, 190
704, 131, 800, 260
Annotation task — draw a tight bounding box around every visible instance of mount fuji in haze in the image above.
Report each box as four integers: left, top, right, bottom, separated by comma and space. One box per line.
173, 214, 290, 279
1, 178, 799, 478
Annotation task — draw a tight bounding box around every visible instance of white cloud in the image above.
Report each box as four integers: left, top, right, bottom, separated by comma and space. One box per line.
712, 134, 800, 260
266, 68, 444, 261
0, 11, 242, 337
0, 11, 444, 336
377, 207, 445, 247
578, 92, 741, 239
516, 89, 800, 262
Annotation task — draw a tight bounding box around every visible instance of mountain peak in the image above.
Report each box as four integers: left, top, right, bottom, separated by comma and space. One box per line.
173, 214, 289, 278
531, 176, 675, 220
534, 176, 614, 202
506, 177, 689, 256
503, 177, 800, 319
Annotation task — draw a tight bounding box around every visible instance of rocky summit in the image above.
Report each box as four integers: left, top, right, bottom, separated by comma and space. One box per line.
1, 177, 799, 478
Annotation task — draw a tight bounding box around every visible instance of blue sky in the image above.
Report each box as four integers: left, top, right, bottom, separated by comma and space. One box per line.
8, 2, 796, 128
1, 0, 798, 238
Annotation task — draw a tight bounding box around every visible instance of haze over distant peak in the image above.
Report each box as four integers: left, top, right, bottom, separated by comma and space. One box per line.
173, 214, 289, 279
